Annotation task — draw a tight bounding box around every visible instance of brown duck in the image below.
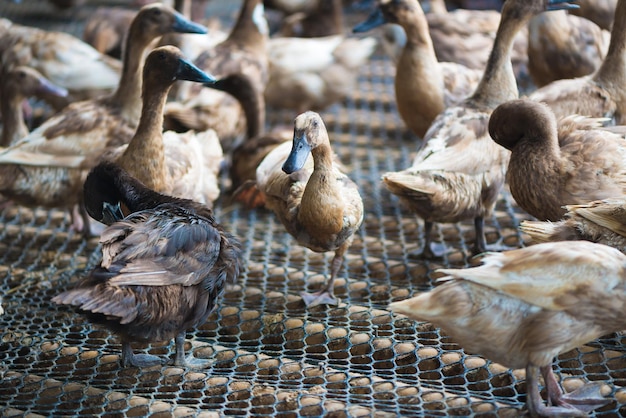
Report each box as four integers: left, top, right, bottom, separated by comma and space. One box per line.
52, 161, 242, 368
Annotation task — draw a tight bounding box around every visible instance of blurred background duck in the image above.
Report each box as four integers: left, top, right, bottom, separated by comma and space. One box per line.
0, 4, 206, 234
391, 240, 623, 417
53, 161, 242, 368
527, 10, 609, 88
102, 46, 222, 209
0, 17, 120, 108
0, 66, 68, 148
270, 0, 344, 37
379, 0, 569, 259
353, 0, 482, 139
521, 199, 626, 253
82, 7, 138, 59
164, 0, 269, 151
570, 0, 616, 31
529, 0, 626, 124
257, 112, 363, 307
488, 99, 626, 222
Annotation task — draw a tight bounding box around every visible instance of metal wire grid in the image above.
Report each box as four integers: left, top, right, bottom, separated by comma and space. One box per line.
1, 1, 626, 416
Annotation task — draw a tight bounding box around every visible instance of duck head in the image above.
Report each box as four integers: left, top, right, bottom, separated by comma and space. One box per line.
7, 66, 68, 99
143, 45, 216, 88
282, 111, 326, 174
133, 3, 207, 40
488, 99, 557, 151
83, 162, 134, 225
352, 0, 414, 33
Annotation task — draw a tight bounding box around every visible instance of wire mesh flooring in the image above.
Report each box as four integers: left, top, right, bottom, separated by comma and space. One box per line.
1, 1, 626, 417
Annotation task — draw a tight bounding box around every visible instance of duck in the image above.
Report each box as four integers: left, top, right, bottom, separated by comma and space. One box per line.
273, 0, 344, 38
0, 17, 121, 107
488, 98, 626, 222
163, 0, 269, 151
390, 240, 623, 417
380, 0, 571, 259
0, 66, 68, 147
0, 4, 207, 234
352, 0, 482, 139
570, 0, 616, 31
82, 6, 138, 59
520, 198, 626, 253
265, 35, 377, 113
528, 0, 626, 124
102, 45, 222, 208
52, 161, 243, 368
257, 111, 363, 307
527, 10, 610, 88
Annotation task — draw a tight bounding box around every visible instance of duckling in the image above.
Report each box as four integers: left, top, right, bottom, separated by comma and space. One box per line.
265, 35, 377, 112
380, 0, 572, 259
528, 0, 626, 124
390, 240, 621, 417
103, 46, 222, 208
520, 199, 626, 253
164, 0, 269, 151
257, 111, 363, 306
353, 0, 482, 138
0, 17, 120, 106
488, 99, 626, 222
52, 161, 242, 368
82, 7, 137, 59
0, 4, 207, 234
527, 10, 609, 88
570, 0, 616, 31
0, 66, 68, 147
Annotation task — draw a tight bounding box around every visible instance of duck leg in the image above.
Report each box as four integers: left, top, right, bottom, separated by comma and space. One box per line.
525, 365, 605, 417
415, 221, 447, 259
121, 340, 164, 368
472, 216, 516, 256
540, 365, 609, 413
301, 243, 348, 307
171, 331, 211, 369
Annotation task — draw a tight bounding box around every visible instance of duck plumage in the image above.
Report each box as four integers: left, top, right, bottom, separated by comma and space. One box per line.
257, 111, 363, 306
520, 198, 626, 253
391, 240, 624, 417
0, 4, 207, 233
528, 0, 626, 124
0, 66, 68, 147
488, 98, 626, 222
52, 161, 242, 368
380, 0, 568, 258
353, 0, 482, 138
570, 0, 616, 31
527, 10, 610, 88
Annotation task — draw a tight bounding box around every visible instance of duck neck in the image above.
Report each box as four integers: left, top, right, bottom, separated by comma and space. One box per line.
0, 86, 28, 147
428, 0, 448, 14
469, 6, 523, 107
226, 0, 268, 51
117, 82, 171, 192
110, 20, 154, 127
594, 0, 626, 105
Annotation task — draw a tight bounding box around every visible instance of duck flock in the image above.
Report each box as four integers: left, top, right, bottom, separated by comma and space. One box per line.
1, 0, 626, 416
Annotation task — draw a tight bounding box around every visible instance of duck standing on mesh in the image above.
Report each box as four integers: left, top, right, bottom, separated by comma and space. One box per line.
256, 111, 363, 307
391, 241, 624, 417
52, 162, 242, 368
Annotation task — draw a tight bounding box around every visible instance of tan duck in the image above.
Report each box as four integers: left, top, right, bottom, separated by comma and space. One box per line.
353, 0, 482, 139
0, 17, 121, 107
529, 0, 626, 124
380, 0, 570, 259
53, 161, 242, 368
103, 46, 222, 208
570, 0, 616, 31
391, 240, 623, 417
520, 199, 626, 253
488, 99, 626, 222
527, 10, 610, 87
257, 111, 363, 307
0, 66, 68, 147
164, 0, 269, 151
0, 4, 206, 233
265, 35, 377, 112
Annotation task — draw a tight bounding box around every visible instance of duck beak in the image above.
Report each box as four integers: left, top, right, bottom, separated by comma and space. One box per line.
37, 78, 68, 98
546, 0, 579, 11
177, 58, 216, 84
282, 131, 311, 174
353, 8, 386, 33
171, 13, 208, 34
102, 201, 124, 225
